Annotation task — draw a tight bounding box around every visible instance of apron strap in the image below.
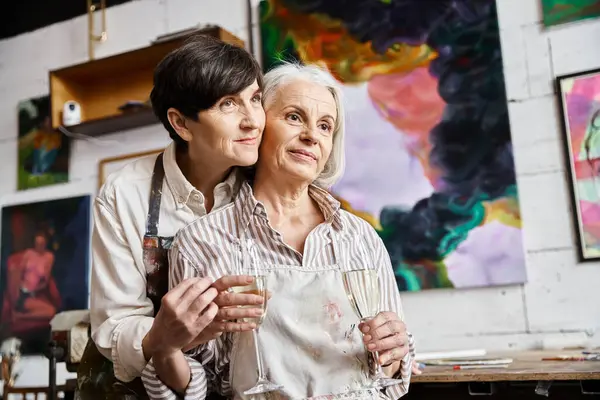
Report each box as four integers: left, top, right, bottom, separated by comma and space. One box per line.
146, 153, 165, 237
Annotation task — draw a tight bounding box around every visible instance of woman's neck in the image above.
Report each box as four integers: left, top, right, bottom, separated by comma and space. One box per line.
253, 168, 313, 222
176, 149, 230, 212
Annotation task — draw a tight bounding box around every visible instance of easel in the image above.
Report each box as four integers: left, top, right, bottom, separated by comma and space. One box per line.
1, 341, 71, 400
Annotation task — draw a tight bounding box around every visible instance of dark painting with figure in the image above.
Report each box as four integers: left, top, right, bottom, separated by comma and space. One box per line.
0, 195, 90, 354
18, 95, 70, 190
260, 0, 526, 291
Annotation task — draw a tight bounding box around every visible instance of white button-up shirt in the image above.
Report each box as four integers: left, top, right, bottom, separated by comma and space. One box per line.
90, 141, 241, 382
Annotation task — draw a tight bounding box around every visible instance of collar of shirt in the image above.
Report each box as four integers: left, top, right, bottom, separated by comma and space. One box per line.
162, 142, 238, 210
235, 181, 344, 234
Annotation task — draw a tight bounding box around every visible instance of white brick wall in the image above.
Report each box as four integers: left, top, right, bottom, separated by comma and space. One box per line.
0, 0, 598, 392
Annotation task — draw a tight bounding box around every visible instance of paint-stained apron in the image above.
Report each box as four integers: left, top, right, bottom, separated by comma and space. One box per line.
229, 227, 380, 400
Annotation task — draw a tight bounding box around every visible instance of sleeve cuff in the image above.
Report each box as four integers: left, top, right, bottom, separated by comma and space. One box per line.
142, 356, 207, 400
384, 348, 413, 400
112, 317, 154, 382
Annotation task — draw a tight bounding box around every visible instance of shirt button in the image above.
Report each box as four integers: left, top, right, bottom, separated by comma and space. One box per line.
194, 194, 200, 200
178, 196, 184, 203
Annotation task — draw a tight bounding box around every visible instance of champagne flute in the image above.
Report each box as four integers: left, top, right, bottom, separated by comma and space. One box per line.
342, 269, 404, 389
233, 251, 282, 395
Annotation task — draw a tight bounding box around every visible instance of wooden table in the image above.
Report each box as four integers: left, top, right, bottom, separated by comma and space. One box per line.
406, 350, 600, 399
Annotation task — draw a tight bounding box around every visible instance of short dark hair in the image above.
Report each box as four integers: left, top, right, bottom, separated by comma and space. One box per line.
150, 34, 263, 147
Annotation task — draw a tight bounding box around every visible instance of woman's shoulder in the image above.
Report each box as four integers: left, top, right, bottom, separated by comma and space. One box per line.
98, 154, 157, 198
173, 203, 239, 252
336, 211, 387, 260
337, 209, 380, 237
183, 202, 237, 233
95, 154, 158, 215
336, 209, 388, 254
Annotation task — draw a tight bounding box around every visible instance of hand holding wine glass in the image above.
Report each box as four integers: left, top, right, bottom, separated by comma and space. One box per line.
235, 274, 283, 395
233, 239, 283, 396
359, 311, 409, 368
181, 275, 266, 352
342, 269, 405, 389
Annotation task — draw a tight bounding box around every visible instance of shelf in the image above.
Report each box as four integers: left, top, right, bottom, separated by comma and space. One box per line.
61, 108, 158, 137
49, 26, 245, 137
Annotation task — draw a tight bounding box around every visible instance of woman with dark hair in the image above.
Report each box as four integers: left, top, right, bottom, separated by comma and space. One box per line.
78, 34, 268, 399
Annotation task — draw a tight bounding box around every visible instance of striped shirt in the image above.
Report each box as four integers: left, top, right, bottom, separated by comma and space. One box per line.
142, 181, 416, 400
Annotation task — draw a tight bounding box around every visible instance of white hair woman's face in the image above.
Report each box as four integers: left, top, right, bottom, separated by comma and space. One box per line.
258, 79, 337, 184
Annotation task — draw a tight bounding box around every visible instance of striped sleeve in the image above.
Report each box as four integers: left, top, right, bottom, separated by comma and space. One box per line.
169, 240, 203, 287
138, 242, 216, 399
141, 355, 207, 400
169, 242, 215, 358
408, 332, 416, 363
169, 238, 235, 397
175, 225, 238, 397
362, 224, 412, 399
386, 332, 416, 400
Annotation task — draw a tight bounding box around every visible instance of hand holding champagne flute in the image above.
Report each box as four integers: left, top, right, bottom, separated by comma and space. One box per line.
342, 269, 404, 389
233, 245, 283, 395
229, 276, 268, 326
181, 275, 267, 352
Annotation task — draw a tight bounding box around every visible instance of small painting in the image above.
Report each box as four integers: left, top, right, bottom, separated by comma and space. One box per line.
542, 0, 600, 27
98, 149, 163, 189
557, 67, 600, 261
18, 95, 70, 191
0, 195, 91, 354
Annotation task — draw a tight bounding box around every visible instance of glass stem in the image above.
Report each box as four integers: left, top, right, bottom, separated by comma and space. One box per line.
373, 350, 386, 378
253, 328, 267, 381
361, 317, 386, 380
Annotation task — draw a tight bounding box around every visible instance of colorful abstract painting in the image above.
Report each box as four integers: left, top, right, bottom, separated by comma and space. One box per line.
542, 0, 600, 27
260, 0, 526, 291
18, 95, 70, 190
0, 195, 90, 354
557, 68, 600, 261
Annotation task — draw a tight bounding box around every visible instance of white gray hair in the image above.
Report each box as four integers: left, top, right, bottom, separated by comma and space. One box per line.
262, 62, 346, 189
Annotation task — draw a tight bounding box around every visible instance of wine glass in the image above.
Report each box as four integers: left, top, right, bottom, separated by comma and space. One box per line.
232, 243, 282, 395
342, 269, 404, 389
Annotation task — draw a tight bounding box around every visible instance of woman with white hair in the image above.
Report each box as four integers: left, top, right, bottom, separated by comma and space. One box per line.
142, 62, 416, 400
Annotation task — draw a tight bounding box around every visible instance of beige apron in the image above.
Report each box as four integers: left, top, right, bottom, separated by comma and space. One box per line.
229, 226, 381, 400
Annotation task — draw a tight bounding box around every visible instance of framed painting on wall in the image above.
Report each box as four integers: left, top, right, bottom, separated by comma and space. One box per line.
98, 149, 164, 189
260, 0, 527, 291
0, 195, 91, 354
17, 95, 70, 191
541, 0, 600, 27
556, 67, 600, 261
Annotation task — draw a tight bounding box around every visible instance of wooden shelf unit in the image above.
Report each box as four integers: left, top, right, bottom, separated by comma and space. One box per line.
49, 26, 245, 137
